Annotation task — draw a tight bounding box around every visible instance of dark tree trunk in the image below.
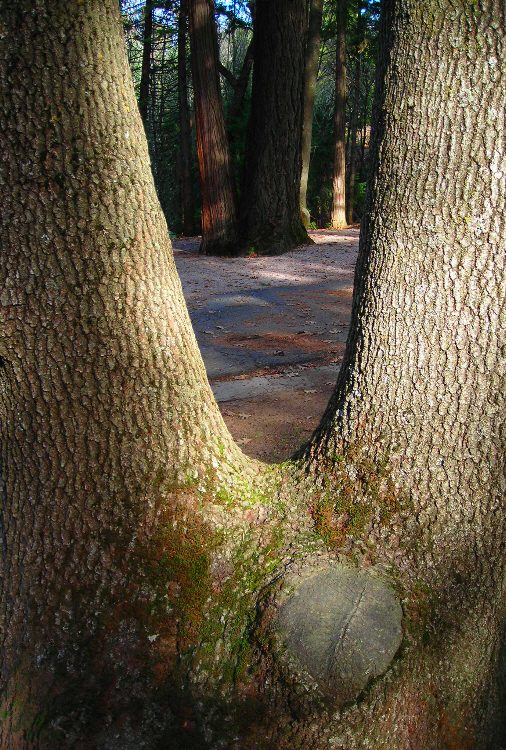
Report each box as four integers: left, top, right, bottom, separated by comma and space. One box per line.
330, 0, 348, 228
239, 0, 311, 255
138, 0, 153, 129
346, 49, 361, 224
178, 0, 196, 236
358, 66, 371, 175
1, 1, 505, 749
227, 40, 253, 125
300, 0, 324, 228
188, 0, 238, 255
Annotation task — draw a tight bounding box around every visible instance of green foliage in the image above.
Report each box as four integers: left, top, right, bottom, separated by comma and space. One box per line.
354, 180, 367, 216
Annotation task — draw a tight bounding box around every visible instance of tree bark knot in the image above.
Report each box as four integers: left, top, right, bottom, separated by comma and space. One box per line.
277, 565, 403, 707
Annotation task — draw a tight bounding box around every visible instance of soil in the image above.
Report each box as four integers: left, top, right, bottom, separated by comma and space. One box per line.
173, 228, 359, 463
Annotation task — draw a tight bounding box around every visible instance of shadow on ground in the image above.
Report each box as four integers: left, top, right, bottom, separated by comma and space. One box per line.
173, 229, 359, 462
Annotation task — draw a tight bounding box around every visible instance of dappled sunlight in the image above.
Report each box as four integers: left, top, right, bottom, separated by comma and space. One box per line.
173, 228, 358, 302
173, 230, 359, 462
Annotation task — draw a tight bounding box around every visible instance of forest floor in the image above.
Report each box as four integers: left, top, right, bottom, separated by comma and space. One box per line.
173, 228, 359, 463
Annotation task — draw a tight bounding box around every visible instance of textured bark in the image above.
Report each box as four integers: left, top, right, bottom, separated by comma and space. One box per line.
306, 1, 506, 745
1, 0, 506, 748
300, 0, 324, 228
239, 0, 312, 255
330, 0, 348, 229
0, 1, 249, 745
178, 0, 197, 236
188, 0, 239, 255
138, 0, 153, 128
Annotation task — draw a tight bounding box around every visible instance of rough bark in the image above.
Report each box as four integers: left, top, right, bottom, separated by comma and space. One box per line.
300, 0, 324, 229
1, 1, 505, 749
238, 0, 312, 255
178, 0, 197, 236
306, 1, 506, 744
0, 1, 249, 745
330, 0, 348, 229
138, 0, 153, 129
188, 0, 238, 255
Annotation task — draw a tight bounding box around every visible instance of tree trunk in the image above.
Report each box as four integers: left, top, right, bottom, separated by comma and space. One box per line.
227, 40, 253, 125
0, 1, 248, 745
346, 48, 361, 224
188, 0, 238, 255
306, 1, 506, 744
138, 0, 153, 129
358, 66, 371, 176
330, 0, 348, 228
1, 1, 505, 749
239, 0, 312, 255
178, 0, 197, 236
300, 0, 324, 229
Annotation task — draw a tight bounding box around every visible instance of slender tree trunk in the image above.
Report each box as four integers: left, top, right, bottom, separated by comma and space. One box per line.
188, 0, 238, 255
359, 67, 370, 175
346, 49, 361, 224
300, 0, 324, 229
138, 0, 153, 129
178, 0, 196, 236
1, 1, 505, 749
227, 40, 253, 124
239, 0, 312, 255
330, 0, 348, 228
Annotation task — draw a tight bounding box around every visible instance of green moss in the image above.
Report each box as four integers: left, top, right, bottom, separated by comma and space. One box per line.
309, 444, 409, 548
195, 523, 285, 687
129, 508, 220, 645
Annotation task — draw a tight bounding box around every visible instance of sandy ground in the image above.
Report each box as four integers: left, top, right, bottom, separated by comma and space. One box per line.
173, 229, 359, 463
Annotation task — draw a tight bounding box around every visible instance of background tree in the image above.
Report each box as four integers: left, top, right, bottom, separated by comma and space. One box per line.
330, 0, 347, 228
308, 0, 378, 226
177, 0, 197, 235
239, 0, 311, 255
188, 0, 238, 254
1, 2, 505, 750
138, 0, 154, 127
345, 2, 365, 223
300, 0, 324, 229
122, 0, 194, 231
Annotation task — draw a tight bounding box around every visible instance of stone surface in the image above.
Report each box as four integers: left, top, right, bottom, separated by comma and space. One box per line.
277, 566, 403, 706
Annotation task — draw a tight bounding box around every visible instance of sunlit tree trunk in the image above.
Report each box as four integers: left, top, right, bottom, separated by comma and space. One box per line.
239, 0, 311, 255
188, 0, 238, 255
0, 2, 247, 745
330, 0, 348, 228
0, 1, 505, 748
300, 0, 324, 228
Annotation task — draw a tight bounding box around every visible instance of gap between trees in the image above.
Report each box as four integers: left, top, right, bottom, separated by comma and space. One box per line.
122, 0, 379, 255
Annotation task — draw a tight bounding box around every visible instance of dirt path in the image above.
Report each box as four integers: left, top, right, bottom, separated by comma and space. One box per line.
173, 229, 359, 462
